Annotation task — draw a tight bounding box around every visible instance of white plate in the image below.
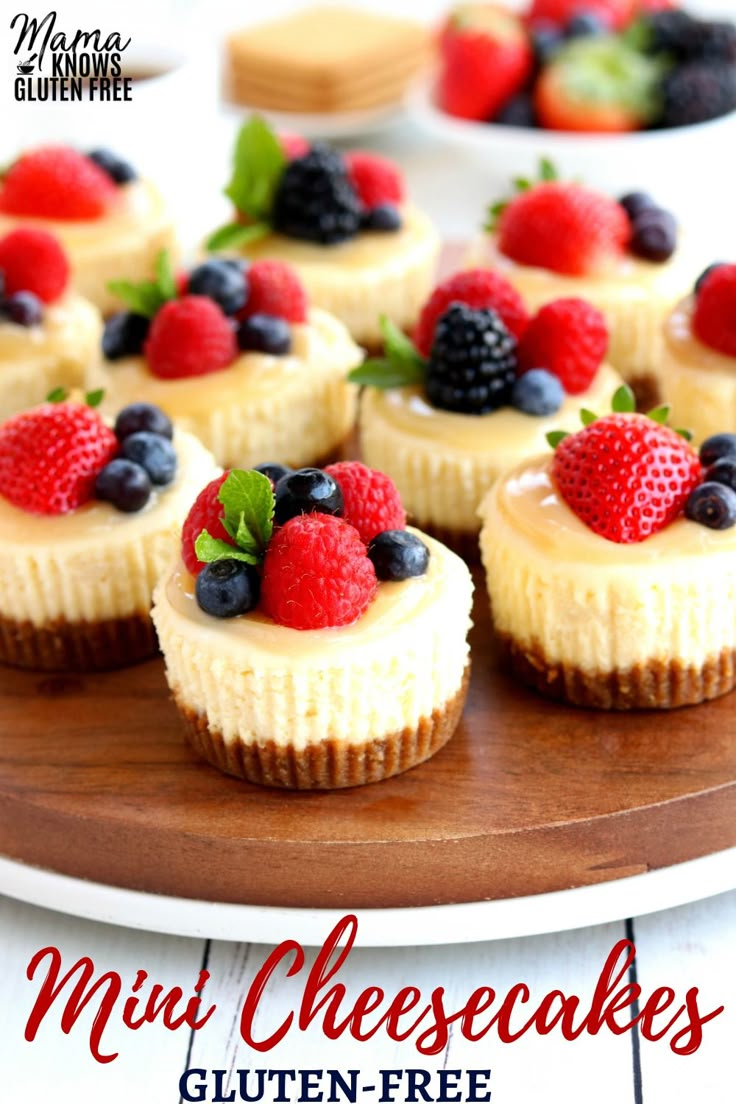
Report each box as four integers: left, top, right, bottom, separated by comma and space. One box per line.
220, 100, 405, 141
2, 850, 735, 946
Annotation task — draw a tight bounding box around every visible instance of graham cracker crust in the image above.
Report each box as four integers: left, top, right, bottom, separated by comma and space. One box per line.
419, 522, 481, 563
178, 663, 470, 789
629, 373, 661, 412
498, 634, 736, 711
0, 612, 158, 672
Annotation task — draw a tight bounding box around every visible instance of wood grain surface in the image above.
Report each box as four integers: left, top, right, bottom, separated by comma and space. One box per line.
1, 573, 735, 909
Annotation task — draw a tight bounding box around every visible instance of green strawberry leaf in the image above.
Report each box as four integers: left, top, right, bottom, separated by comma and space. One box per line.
348, 316, 426, 389
223, 116, 285, 224
646, 404, 671, 425
675, 427, 693, 442
580, 408, 598, 426
547, 430, 570, 449
46, 386, 67, 403
85, 389, 105, 408
106, 249, 178, 318
206, 220, 271, 252
485, 158, 561, 233
611, 384, 636, 414
540, 157, 558, 182
194, 531, 260, 567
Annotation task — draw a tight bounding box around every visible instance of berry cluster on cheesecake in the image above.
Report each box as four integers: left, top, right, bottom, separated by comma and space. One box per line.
0, 394, 217, 671
479, 385, 736, 710
659, 263, 736, 443
93, 251, 361, 470
152, 462, 473, 789
0, 145, 177, 315
0, 227, 101, 419
466, 163, 697, 404
355, 267, 622, 555
205, 117, 440, 349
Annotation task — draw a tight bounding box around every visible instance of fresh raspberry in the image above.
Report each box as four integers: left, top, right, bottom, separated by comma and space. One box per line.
144, 296, 238, 380
279, 132, 310, 159
0, 147, 118, 220
517, 298, 608, 394
176, 270, 189, 296
0, 401, 118, 516
551, 413, 702, 543
237, 260, 308, 324
438, 5, 533, 121
181, 472, 233, 575
413, 269, 529, 356
497, 182, 630, 277
527, 0, 635, 30
344, 152, 405, 210
693, 264, 736, 358
261, 513, 377, 629
0, 228, 69, 303
324, 461, 406, 543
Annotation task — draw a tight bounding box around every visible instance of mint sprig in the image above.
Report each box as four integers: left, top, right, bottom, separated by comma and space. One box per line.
107, 249, 177, 318
194, 469, 274, 568
484, 157, 560, 233
348, 316, 426, 389
206, 116, 286, 252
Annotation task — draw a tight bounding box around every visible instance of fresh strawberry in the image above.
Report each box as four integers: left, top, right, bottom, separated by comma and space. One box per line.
0, 401, 118, 516
497, 181, 630, 276
261, 512, 377, 629
144, 296, 238, 380
535, 38, 663, 132
237, 260, 308, 324
437, 4, 533, 121
693, 264, 736, 358
279, 132, 310, 160
0, 147, 118, 220
551, 413, 702, 543
344, 152, 405, 210
324, 461, 406, 543
518, 298, 608, 394
413, 269, 529, 356
527, 0, 635, 30
0, 228, 69, 303
181, 472, 233, 575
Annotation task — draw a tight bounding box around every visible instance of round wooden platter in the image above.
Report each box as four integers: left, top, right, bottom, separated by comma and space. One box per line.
2, 573, 736, 913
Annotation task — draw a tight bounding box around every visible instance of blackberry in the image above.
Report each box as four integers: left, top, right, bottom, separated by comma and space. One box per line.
272, 144, 362, 245
425, 304, 517, 415
494, 93, 536, 128
658, 63, 736, 128
688, 21, 736, 64
641, 12, 695, 58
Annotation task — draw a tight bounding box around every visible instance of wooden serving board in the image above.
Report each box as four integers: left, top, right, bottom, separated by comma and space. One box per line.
1, 573, 736, 911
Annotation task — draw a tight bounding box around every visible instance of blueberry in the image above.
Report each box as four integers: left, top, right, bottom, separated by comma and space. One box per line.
700, 432, 736, 467
494, 93, 536, 127
2, 291, 43, 326
362, 204, 402, 232
510, 369, 564, 416
95, 458, 152, 512
368, 530, 429, 581
707, 458, 736, 491
254, 462, 292, 485
629, 208, 677, 262
188, 259, 248, 315
567, 10, 608, 37
102, 311, 149, 360
619, 191, 657, 221
121, 431, 177, 486
115, 402, 173, 442
529, 20, 564, 64
88, 148, 138, 184
685, 482, 736, 530
273, 467, 343, 526
195, 559, 261, 618
695, 262, 726, 295
238, 313, 291, 356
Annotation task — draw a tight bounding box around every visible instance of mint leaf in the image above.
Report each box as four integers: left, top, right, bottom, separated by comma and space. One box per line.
194, 531, 259, 567
85, 389, 105, 408
580, 409, 597, 426
107, 249, 177, 318
224, 116, 285, 223
349, 316, 426, 389
546, 430, 570, 448
156, 250, 177, 301
206, 220, 271, 252
218, 469, 274, 558
612, 384, 636, 413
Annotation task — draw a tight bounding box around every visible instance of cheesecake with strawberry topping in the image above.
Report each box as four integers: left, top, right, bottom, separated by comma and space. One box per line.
0, 395, 218, 671
0, 146, 177, 315
479, 388, 736, 709
356, 269, 622, 555
152, 462, 473, 788
0, 228, 101, 420
93, 253, 361, 469
659, 264, 736, 443
206, 117, 440, 349
466, 165, 696, 402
